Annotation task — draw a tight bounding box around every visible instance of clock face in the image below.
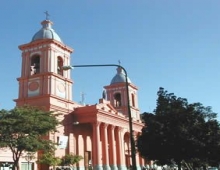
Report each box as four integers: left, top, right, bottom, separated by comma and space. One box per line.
28, 81, 39, 91
57, 83, 65, 93
56, 82, 66, 98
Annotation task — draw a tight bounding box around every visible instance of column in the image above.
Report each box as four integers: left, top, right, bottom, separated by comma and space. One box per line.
109, 126, 118, 170
139, 157, 145, 170
77, 135, 85, 170
134, 132, 141, 170
92, 122, 103, 170
68, 133, 74, 153
102, 124, 111, 170
116, 128, 127, 170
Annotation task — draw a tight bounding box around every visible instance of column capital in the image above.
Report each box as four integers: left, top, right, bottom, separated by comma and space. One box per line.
93, 121, 101, 127
117, 127, 123, 132
103, 123, 109, 129
109, 125, 115, 130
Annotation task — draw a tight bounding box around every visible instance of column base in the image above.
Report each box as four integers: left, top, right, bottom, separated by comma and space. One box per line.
136, 165, 142, 170
103, 165, 111, 170
110, 165, 118, 170
118, 165, 127, 170
94, 165, 103, 170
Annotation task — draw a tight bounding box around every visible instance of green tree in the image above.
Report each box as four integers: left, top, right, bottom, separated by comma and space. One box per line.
37, 152, 61, 169
60, 153, 83, 168
0, 106, 60, 170
137, 87, 220, 170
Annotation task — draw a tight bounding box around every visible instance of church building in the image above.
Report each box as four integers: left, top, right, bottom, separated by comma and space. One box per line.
0, 17, 145, 170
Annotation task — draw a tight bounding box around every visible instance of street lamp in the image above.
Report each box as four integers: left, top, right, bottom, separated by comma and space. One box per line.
62, 64, 137, 170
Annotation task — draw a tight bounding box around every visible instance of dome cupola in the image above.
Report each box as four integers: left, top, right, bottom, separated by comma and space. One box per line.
31, 20, 63, 43
110, 67, 131, 84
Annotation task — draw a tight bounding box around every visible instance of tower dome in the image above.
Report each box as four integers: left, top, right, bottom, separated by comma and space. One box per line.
110, 67, 131, 84
31, 20, 63, 43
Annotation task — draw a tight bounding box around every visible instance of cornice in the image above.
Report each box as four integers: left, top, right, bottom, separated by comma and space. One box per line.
18, 39, 73, 53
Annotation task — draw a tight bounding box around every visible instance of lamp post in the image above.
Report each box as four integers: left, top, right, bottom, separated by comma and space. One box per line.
62, 64, 137, 170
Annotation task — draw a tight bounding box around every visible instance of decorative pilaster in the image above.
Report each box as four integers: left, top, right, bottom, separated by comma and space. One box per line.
68, 133, 74, 153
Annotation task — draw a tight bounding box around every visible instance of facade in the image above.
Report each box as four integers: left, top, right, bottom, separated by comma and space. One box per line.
0, 18, 145, 170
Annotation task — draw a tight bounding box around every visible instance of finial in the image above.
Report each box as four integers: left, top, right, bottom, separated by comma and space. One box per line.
44, 11, 50, 20
118, 60, 121, 66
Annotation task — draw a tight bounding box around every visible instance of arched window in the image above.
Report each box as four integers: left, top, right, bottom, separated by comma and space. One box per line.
131, 93, 135, 107
30, 55, 40, 75
57, 57, 63, 76
114, 93, 121, 107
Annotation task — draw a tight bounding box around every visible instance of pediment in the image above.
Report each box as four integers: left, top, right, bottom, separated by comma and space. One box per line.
96, 101, 118, 114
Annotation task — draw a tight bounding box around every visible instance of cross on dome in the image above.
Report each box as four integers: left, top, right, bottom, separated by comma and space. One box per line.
44, 11, 50, 20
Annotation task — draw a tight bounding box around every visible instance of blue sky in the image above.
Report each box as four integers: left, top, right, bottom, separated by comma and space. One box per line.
0, 0, 220, 118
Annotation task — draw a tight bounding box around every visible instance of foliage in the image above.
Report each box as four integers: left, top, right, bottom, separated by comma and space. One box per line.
137, 87, 220, 169
37, 152, 61, 166
0, 105, 60, 170
60, 153, 83, 166
37, 153, 83, 169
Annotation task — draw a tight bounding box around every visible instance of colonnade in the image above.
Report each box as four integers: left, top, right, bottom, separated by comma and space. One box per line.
90, 122, 144, 170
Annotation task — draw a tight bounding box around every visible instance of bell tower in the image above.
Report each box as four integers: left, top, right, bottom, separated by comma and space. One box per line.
104, 66, 141, 120
15, 19, 75, 111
